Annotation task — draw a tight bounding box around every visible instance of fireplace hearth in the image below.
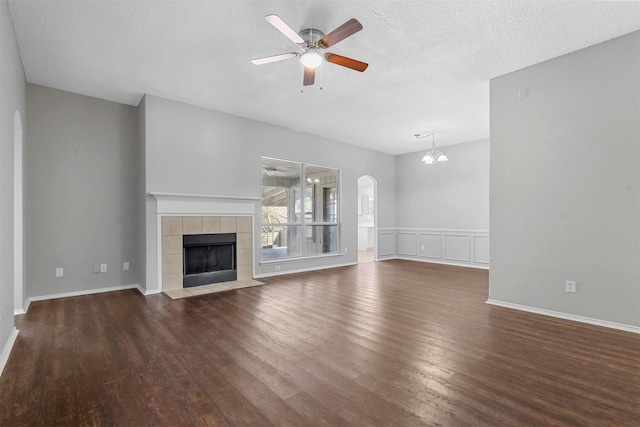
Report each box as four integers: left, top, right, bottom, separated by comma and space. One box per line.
183, 233, 237, 287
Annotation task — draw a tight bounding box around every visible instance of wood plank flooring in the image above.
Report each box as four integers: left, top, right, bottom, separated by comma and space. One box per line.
1, 260, 639, 426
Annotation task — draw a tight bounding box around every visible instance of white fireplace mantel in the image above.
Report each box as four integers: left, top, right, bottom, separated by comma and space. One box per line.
149, 192, 260, 216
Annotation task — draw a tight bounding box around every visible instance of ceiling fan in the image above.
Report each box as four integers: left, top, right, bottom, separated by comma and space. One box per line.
251, 14, 368, 86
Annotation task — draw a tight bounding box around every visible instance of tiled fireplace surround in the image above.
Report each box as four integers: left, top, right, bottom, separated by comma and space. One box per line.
161, 215, 253, 291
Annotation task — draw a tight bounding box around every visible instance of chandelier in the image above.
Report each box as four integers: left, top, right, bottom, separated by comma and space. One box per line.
415, 132, 448, 164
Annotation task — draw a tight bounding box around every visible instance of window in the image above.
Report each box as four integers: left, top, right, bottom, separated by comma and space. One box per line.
261, 158, 339, 260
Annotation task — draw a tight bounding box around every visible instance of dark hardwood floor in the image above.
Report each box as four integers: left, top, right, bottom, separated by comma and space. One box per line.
1, 260, 639, 426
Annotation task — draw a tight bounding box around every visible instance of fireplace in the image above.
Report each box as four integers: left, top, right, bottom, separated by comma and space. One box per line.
160, 215, 253, 292
183, 233, 237, 287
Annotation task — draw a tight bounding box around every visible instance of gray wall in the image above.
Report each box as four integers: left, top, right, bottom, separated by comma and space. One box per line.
143, 95, 396, 288
24, 85, 140, 298
0, 0, 25, 358
490, 32, 640, 327
395, 139, 490, 230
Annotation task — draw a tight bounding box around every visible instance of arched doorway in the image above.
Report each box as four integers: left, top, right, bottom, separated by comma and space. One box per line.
14, 111, 24, 314
357, 175, 377, 263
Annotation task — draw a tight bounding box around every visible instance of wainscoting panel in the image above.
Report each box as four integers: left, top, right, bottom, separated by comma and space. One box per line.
419, 234, 442, 259
444, 234, 471, 262
398, 233, 418, 256
377, 230, 396, 259
392, 228, 489, 269
473, 235, 490, 264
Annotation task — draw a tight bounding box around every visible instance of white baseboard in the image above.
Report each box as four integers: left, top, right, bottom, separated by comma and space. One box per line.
14, 297, 31, 316
137, 285, 161, 296
395, 256, 489, 270
0, 327, 19, 378
27, 284, 142, 306
486, 299, 640, 335
254, 262, 358, 278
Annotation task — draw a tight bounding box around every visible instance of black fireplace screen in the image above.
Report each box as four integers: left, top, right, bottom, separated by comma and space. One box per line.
183, 233, 237, 287
184, 244, 234, 275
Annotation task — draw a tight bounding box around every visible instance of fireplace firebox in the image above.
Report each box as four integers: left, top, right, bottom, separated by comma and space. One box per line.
183, 233, 237, 287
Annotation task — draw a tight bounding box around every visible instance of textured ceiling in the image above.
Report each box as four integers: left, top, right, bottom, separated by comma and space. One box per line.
7, 1, 640, 155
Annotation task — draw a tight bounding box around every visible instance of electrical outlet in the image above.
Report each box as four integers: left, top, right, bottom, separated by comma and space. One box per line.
421, 245, 425, 250
274, 265, 280, 271
565, 280, 577, 293
100, 264, 107, 273
55, 267, 64, 277
123, 262, 130, 271
344, 247, 348, 254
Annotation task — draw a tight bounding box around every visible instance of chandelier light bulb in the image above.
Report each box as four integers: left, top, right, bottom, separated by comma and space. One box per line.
422, 154, 435, 164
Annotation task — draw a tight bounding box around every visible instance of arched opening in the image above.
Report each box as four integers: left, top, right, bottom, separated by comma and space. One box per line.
14, 110, 24, 314
357, 175, 377, 263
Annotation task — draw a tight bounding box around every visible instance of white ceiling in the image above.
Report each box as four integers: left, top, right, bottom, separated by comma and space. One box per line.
7, 1, 640, 155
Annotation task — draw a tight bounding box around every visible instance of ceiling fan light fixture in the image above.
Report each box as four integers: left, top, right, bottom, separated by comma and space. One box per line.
300, 50, 323, 68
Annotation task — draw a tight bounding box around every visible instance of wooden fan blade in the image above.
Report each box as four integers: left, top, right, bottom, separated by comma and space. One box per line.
265, 14, 305, 45
317, 18, 363, 48
303, 67, 315, 86
251, 52, 299, 65
324, 53, 368, 72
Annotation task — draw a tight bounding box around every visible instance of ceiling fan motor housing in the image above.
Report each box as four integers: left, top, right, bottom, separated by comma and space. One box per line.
299, 28, 325, 49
